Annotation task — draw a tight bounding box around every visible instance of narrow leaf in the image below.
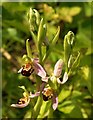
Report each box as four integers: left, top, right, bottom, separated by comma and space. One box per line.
71, 52, 81, 69
26, 39, 32, 58
52, 26, 60, 45
37, 18, 44, 44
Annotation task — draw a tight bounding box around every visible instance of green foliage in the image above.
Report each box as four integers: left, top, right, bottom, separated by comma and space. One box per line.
2, 2, 92, 119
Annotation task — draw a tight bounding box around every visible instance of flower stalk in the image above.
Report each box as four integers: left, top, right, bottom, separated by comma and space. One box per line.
11, 8, 81, 119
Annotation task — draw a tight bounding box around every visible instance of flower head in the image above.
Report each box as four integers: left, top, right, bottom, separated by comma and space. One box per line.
18, 55, 48, 82
29, 86, 58, 110
18, 63, 34, 77
42, 87, 58, 110
11, 86, 30, 108
11, 96, 30, 108
42, 87, 53, 101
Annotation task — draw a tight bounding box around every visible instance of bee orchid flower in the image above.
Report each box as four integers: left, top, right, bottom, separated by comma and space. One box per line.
11, 86, 30, 108
29, 87, 58, 110
42, 87, 58, 110
18, 55, 48, 82
11, 96, 30, 108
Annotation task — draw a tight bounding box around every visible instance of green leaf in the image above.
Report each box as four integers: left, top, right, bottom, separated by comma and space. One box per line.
58, 100, 74, 114
37, 18, 44, 45
51, 26, 60, 45
27, 8, 36, 31
69, 7, 81, 16
37, 18, 47, 63
80, 66, 92, 94
69, 105, 83, 118
75, 18, 92, 54
71, 51, 81, 69
30, 31, 37, 47
24, 110, 31, 118
38, 101, 50, 118
58, 89, 71, 103
26, 39, 32, 58
84, 3, 92, 17
33, 9, 40, 25
58, 100, 83, 118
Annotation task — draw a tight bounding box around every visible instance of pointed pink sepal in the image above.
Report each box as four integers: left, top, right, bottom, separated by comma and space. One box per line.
29, 91, 40, 98
52, 94, 58, 110
33, 61, 47, 79
54, 59, 64, 77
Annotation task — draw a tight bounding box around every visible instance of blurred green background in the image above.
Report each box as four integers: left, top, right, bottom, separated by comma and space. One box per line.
1, 2, 93, 119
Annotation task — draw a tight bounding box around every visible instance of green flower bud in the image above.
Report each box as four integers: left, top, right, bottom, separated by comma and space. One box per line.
64, 31, 75, 71
37, 18, 44, 45
33, 9, 40, 26
52, 26, 60, 45
66, 31, 74, 47
27, 8, 36, 31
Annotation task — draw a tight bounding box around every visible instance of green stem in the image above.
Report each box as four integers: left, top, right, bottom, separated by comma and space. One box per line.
31, 95, 43, 118
42, 46, 51, 63
38, 45, 42, 64
26, 39, 32, 58
48, 104, 54, 118
38, 101, 48, 118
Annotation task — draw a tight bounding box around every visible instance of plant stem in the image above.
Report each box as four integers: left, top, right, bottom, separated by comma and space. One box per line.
48, 104, 54, 118
31, 95, 43, 119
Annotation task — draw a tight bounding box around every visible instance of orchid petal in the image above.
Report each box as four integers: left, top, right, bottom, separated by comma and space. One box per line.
52, 94, 58, 110
11, 98, 30, 108
41, 77, 49, 82
54, 59, 64, 77
40, 82, 47, 91
18, 67, 23, 73
33, 58, 39, 63
29, 91, 40, 98
33, 61, 46, 78
57, 72, 68, 84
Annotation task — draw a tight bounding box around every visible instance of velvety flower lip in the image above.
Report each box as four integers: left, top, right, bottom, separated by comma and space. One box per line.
57, 72, 68, 84
18, 63, 34, 76
11, 97, 30, 108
